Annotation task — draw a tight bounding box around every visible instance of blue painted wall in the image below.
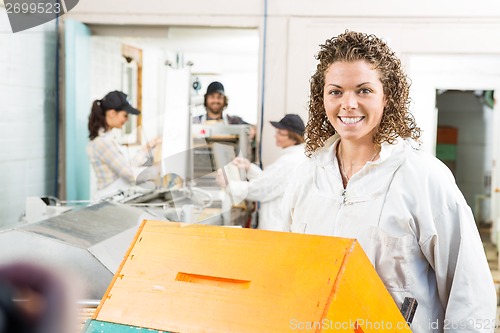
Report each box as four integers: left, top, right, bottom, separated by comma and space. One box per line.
65, 19, 91, 200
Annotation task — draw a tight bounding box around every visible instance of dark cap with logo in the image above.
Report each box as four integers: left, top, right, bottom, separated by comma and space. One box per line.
206, 81, 225, 96
100, 91, 140, 115
270, 114, 305, 136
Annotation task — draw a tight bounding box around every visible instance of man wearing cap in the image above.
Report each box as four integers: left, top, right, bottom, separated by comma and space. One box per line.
87, 90, 161, 199
193, 81, 249, 125
194, 81, 257, 164
221, 114, 307, 231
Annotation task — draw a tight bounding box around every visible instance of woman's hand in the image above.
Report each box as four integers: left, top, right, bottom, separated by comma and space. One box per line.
232, 157, 251, 172
215, 169, 227, 188
146, 137, 162, 149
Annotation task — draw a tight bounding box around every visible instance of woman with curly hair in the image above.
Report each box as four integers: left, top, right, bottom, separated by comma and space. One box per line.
281, 31, 495, 332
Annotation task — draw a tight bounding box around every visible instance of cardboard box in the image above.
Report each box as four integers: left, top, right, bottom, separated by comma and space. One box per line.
437, 126, 458, 144
88, 221, 411, 332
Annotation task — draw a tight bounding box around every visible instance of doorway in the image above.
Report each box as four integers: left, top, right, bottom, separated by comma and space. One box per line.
435, 90, 494, 225
408, 54, 500, 251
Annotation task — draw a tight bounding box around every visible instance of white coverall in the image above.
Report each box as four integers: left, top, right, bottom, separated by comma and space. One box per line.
228, 144, 306, 231
281, 135, 496, 333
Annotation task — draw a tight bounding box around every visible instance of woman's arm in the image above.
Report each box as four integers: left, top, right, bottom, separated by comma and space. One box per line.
420, 202, 496, 332
94, 138, 136, 184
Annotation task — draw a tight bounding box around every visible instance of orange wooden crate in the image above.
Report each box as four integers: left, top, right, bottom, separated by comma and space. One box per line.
92, 220, 411, 332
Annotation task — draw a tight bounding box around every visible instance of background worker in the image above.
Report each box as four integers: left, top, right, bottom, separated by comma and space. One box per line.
221, 114, 307, 231
87, 90, 161, 199
193, 81, 249, 125
193, 80, 257, 164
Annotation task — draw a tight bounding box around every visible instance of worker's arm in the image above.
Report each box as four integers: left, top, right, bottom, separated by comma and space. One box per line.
228, 160, 288, 203
420, 201, 496, 332
94, 138, 137, 184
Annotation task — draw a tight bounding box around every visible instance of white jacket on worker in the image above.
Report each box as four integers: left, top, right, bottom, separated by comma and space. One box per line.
228, 144, 306, 231
281, 135, 496, 333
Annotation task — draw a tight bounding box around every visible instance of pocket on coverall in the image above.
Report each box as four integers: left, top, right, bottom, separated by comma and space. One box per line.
369, 227, 415, 292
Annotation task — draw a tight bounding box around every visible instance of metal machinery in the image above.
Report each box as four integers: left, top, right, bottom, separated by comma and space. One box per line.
191, 123, 255, 226
191, 123, 254, 186
1, 122, 253, 299
0, 62, 256, 302
0, 201, 145, 299
0, 182, 229, 302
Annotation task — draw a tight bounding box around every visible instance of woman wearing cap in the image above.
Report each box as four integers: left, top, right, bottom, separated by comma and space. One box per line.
87, 90, 161, 199
223, 114, 307, 231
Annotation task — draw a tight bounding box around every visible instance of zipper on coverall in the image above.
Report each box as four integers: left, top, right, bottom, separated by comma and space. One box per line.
334, 187, 350, 234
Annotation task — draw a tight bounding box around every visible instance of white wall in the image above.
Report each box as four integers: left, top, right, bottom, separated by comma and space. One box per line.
154, 27, 260, 124
90, 37, 122, 100
0, 8, 58, 227
141, 47, 166, 138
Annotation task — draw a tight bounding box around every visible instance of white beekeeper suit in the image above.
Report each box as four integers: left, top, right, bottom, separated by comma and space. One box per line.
228, 143, 306, 231
281, 134, 496, 333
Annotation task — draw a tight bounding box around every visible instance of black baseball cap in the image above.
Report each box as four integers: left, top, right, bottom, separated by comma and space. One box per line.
100, 91, 140, 115
206, 81, 225, 96
270, 114, 305, 135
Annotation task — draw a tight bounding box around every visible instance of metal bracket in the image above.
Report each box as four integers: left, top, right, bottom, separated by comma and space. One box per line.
400, 297, 418, 324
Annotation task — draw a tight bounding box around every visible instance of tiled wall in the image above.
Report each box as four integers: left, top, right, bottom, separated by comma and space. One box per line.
87, 36, 122, 198
0, 11, 57, 227
90, 37, 122, 101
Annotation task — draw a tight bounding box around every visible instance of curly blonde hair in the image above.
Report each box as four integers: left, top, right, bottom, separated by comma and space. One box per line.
305, 30, 420, 157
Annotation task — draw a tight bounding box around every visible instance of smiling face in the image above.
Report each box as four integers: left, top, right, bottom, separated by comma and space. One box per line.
105, 109, 129, 129
274, 129, 296, 148
205, 93, 226, 117
323, 60, 386, 146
